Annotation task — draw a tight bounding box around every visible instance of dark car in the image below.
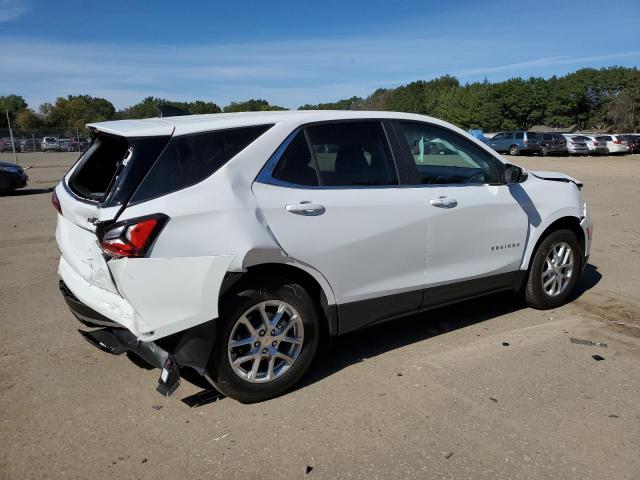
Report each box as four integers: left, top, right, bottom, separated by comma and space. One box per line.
0, 138, 20, 152
539, 132, 567, 156
485, 131, 542, 156
68, 137, 90, 152
622, 135, 640, 153
20, 139, 42, 152
0, 161, 28, 194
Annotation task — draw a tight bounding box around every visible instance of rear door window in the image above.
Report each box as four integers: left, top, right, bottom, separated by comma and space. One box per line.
515, 132, 524, 140
271, 131, 319, 186
305, 122, 398, 187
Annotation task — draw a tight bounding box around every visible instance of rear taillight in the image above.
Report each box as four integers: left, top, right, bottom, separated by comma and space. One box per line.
613, 139, 621, 144
99, 214, 168, 258
52, 190, 62, 215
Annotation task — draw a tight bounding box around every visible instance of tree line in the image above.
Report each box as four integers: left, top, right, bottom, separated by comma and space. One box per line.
2, 66, 638, 135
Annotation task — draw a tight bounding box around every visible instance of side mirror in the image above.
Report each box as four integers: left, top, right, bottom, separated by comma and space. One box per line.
504, 164, 525, 184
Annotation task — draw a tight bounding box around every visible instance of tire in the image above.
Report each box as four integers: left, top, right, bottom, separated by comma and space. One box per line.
207, 277, 321, 403
525, 229, 582, 309
541, 146, 548, 157
509, 145, 520, 156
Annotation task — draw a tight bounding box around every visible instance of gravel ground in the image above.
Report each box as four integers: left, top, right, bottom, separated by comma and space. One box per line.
1, 152, 639, 479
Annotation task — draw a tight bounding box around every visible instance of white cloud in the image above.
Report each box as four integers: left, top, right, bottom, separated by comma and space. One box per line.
0, 0, 29, 22
1, 34, 638, 110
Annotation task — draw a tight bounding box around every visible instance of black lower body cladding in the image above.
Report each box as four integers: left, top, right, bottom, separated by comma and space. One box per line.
59, 280, 216, 396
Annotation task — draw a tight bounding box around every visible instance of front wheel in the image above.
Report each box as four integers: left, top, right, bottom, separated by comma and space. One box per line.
525, 229, 582, 309
208, 278, 320, 403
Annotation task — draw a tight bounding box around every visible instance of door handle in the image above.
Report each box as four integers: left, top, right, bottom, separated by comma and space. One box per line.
429, 196, 458, 208
285, 202, 326, 216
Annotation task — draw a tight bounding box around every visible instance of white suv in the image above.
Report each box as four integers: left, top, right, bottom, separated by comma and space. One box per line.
54, 111, 593, 402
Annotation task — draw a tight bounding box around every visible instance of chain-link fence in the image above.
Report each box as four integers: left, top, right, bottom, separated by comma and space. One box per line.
0, 128, 91, 158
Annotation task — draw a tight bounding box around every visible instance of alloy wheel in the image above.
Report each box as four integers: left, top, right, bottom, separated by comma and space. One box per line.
227, 300, 304, 383
541, 241, 574, 297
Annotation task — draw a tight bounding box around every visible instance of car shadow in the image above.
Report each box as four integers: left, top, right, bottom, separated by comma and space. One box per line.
164, 263, 601, 406
2, 187, 54, 196
296, 262, 602, 393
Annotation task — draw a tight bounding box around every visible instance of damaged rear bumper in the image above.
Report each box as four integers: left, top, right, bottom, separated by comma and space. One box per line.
60, 280, 216, 396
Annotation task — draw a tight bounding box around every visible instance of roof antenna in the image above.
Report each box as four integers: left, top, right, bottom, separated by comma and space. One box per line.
157, 105, 191, 118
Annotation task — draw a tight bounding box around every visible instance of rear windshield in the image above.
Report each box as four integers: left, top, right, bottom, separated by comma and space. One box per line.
130, 124, 273, 204
67, 124, 272, 206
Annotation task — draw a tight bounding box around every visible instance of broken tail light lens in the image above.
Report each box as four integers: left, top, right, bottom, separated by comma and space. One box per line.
52, 190, 62, 215
99, 214, 168, 258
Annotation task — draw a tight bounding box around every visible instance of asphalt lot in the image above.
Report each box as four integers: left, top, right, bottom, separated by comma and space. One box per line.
1, 152, 639, 479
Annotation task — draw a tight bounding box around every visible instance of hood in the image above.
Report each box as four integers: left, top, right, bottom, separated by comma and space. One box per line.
529, 170, 583, 189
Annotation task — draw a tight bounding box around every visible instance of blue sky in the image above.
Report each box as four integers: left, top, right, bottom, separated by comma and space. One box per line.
1, 0, 639, 110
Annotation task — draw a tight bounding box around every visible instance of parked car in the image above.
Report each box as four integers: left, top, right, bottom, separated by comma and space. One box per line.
594, 134, 627, 154
20, 139, 41, 152
621, 134, 640, 153
54, 111, 592, 403
68, 137, 90, 152
0, 138, 20, 152
561, 135, 589, 155
485, 131, 541, 156
539, 132, 567, 156
0, 160, 28, 193
41, 137, 61, 152
571, 135, 607, 155
59, 138, 71, 151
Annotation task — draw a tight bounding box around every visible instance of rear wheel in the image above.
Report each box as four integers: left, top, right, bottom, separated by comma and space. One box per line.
509, 145, 520, 156
208, 278, 320, 403
525, 229, 582, 309
541, 146, 549, 157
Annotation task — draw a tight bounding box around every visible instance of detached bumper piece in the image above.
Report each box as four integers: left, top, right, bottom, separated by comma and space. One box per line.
60, 280, 216, 397
78, 328, 181, 396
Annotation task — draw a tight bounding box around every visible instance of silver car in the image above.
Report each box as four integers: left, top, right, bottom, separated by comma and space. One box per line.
41, 137, 61, 152
572, 135, 607, 155
562, 135, 589, 155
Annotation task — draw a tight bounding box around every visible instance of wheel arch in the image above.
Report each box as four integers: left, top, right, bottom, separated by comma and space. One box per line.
219, 261, 339, 337
523, 215, 585, 271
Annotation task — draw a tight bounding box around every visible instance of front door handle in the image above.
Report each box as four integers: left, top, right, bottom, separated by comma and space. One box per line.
285, 202, 326, 216
429, 196, 458, 208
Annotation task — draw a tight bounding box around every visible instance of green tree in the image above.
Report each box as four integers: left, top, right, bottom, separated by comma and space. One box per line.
43, 95, 116, 130
298, 96, 364, 110
14, 108, 43, 130
222, 99, 286, 113
384, 75, 460, 115
119, 97, 222, 119
0, 95, 28, 128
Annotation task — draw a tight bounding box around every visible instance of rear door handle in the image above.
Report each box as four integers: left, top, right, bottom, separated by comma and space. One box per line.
285, 202, 326, 216
429, 196, 457, 208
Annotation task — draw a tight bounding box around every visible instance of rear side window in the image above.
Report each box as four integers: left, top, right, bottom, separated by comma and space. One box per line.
515, 132, 524, 140
131, 124, 272, 203
542, 133, 552, 140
